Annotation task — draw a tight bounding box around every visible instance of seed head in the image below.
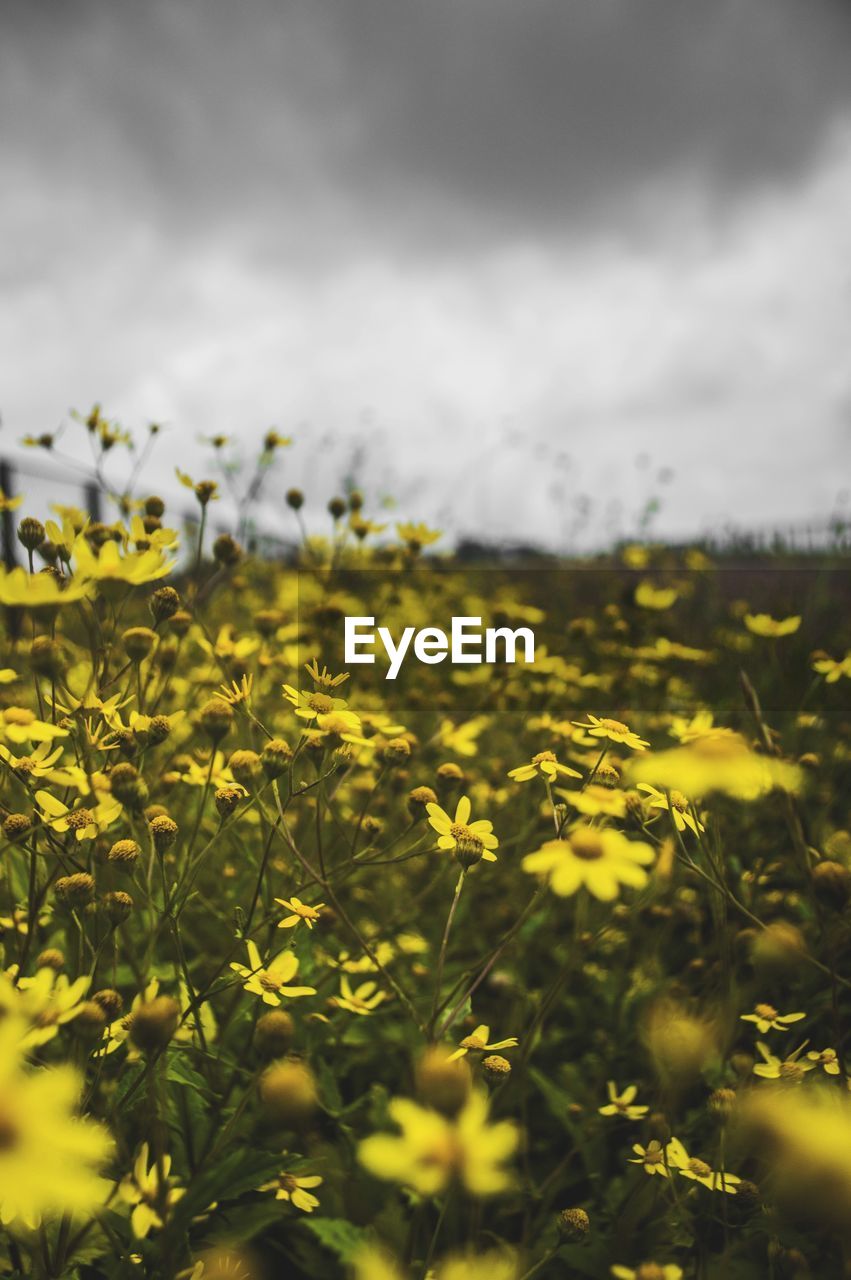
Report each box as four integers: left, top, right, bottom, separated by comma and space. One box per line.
129, 995, 181, 1054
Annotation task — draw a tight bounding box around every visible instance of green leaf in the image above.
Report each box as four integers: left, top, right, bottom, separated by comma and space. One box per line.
300, 1216, 368, 1262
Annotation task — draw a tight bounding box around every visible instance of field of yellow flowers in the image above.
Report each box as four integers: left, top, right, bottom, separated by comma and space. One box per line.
1, 425, 851, 1280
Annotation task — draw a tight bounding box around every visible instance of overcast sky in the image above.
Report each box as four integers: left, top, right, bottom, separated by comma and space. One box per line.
1, 0, 850, 547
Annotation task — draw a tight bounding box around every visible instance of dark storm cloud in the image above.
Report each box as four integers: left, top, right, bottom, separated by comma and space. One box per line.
2, 0, 851, 260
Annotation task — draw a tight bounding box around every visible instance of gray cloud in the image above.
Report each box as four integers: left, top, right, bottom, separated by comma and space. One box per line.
3, 0, 851, 262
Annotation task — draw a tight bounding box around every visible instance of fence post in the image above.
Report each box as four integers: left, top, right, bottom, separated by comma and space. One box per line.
84, 480, 103, 525
0, 459, 17, 569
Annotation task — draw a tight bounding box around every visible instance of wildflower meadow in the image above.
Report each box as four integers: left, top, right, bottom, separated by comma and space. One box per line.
1, 417, 851, 1280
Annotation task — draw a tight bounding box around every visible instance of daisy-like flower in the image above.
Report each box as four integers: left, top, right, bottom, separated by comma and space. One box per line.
599, 1081, 649, 1121
72, 535, 175, 585
0, 1018, 112, 1230
611, 1265, 683, 1280
753, 1041, 815, 1083
282, 683, 350, 723
358, 1089, 518, 1197
447, 1024, 519, 1062
558, 784, 627, 818
628, 1140, 671, 1177
259, 1171, 323, 1212
426, 795, 499, 862
214, 674, 254, 706
635, 783, 704, 835
230, 940, 316, 1006
572, 714, 649, 751
807, 1047, 841, 1076
396, 521, 442, 551
437, 717, 489, 757
35, 788, 122, 841
276, 897, 325, 931
14, 968, 91, 1049
0, 567, 93, 609
119, 1142, 185, 1237
331, 974, 388, 1016
522, 827, 654, 901
740, 1003, 805, 1034
812, 652, 851, 683
0, 740, 64, 780
744, 613, 801, 638
666, 1137, 741, 1193
507, 751, 581, 784
634, 581, 678, 611
0, 707, 69, 745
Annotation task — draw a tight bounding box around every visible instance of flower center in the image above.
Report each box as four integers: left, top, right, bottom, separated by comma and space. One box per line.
636, 1266, 666, 1280
66, 808, 94, 830
669, 790, 688, 812
532, 751, 556, 765
279, 1174, 299, 1193
688, 1157, 712, 1178
0, 1111, 20, 1152
308, 693, 334, 714
755, 1003, 777, 1020
460, 1034, 487, 1051
570, 830, 605, 861
259, 973, 282, 992
600, 718, 628, 734
644, 1144, 664, 1165
450, 823, 475, 842
780, 1061, 805, 1081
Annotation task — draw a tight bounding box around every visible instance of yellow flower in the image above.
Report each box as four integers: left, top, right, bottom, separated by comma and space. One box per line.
635, 581, 678, 611
813, 652, 851, 683
119, 1142, 185, 1237
275, 896, 325, 930
523, 827, 654, 901
426, 795, 499, 862
259, 1171, 322, 1212
13, 968, 91, 1048
753, 1041, 815, 1083
740, 1003, 805, 1034
507, 751, 581, 784
558, 784, 627, 818
599, 1081, 648, 1121
0, 706, 69, 744
628, 735, 801, 801
230, 940, 316, 1006
447, 1024, 519, 1062
282, 683, 349, 722
358, 1089, 518, 1197
627, 1139, 670, 1177
807, 1048, 841, 1076
611, 1264, 683, 1279
331, 974, 388, 1016
36, 788, 122, 841
0, 1018, 112, 1229
0, 490, 23, 512
73, 535, 175, 585
396, 521, 443, 550
0, 566, 92, 608
635, 784, 704, 835
0, 740, 64, 779
214, 674, 254, 706
572, 714, 649, 751
437, 716, 488, 757
744, 613, 801, 638
666, 1137, 741, 1193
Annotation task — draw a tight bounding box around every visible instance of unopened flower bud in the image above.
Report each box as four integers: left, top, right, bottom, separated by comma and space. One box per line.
92, 988, 123, 1019
253, 1010, 295, 1058
415, 1047, 471, 1117
102, 890, 134, 924
122, 626, 157, 662
228, 749, 261, 787
557, 1207, 590, 1242
261, 737, 292, 778
36, 947, 65, 971
3, 813, 31, 843
55, 873, 95, 907
215, 786, 244, 818
71, 1000, 108, 1039
129, 995, 180, 1054
482, 1054, 512, 1079
149, 814, 179, 852
17, 517, 45, 552
108, 837, 141, 869
408, 785, 437, 817
150, 586, 181, 622
259, 1058, 318, 1127
198, 699, 234, 742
